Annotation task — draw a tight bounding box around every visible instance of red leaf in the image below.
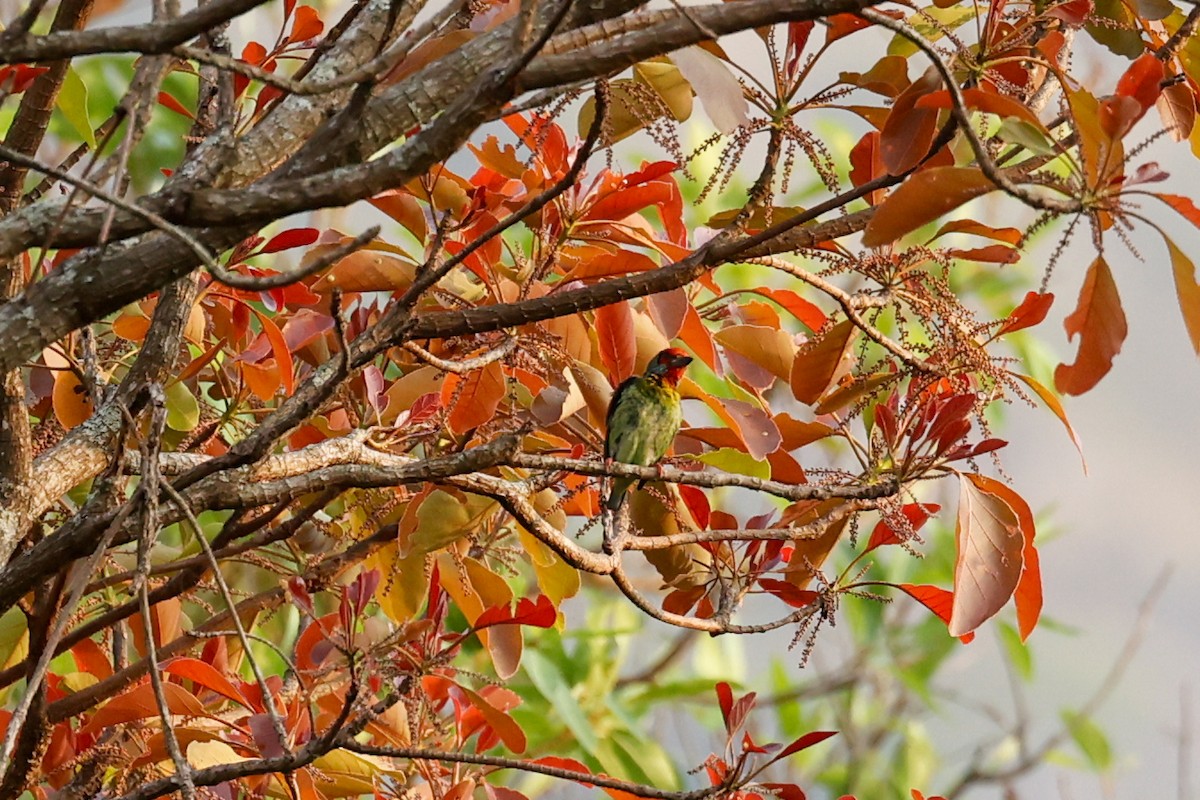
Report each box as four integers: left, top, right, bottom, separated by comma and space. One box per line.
825, 12, 871, 42
897, 583, 975, 643
996, 291, 1054, 337
758, 578, 818, 608
260, 227, 319, 254
880, 68, 942, 175
762, 784, 808, 800
1044, 0, 1092, 23
771, 730, 838, 763
677, 484, 710, 529
849, 131, 884, 198
157, 91, 194, 119
785, 21, 814, 76
595, 301, 637, 384
866, 503, 941, 551
474, 595, 557, 630
948, 474, 1024, 637
863, 167, 997, 247
0, 64, 49, 93
529, 756, 594, 785
715, 682, 735, 732
1054, 256, 1127, 395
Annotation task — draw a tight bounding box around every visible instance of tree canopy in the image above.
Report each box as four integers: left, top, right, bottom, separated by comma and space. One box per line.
0, 0, 1196, 797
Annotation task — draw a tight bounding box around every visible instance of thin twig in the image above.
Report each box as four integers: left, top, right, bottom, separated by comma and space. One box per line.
507, 452, 898, 502
402, 337, 517, 373
858, 8, 1080, 215
158, 480, 294, 758
139, 578, 197, 799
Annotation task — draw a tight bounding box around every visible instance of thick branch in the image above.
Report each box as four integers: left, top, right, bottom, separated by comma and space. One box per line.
520, 0, 883, 89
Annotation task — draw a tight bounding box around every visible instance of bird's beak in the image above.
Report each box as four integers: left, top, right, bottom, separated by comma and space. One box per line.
670, 354, 693, 369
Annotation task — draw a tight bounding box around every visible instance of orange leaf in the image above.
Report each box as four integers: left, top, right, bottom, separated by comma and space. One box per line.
930, 219, 1022, 245
240, 360, 281, 402
1054, 256, 1127, 395
968, 475, 1041, 641
53, 369, 93, 429
1013, 372, 1086, 473
781, 499, 850, 589
595, 301, 637, 384
948, 474, 1024, 637
862, 167, 997, 247
288, 5, 324, 41
1115, 52, 1164, 113
312, 247, 418, 293
790, 320, 857, 405
750, 287, 827, 332
677, 302, 718, 371
1159, 192, 1200, 228
1164, 234, 1200, 357
82, 682, 207, 735
714, 325, 795, 381
458, 685, 527, 753
162, 657, 250, 708
442, 359, 505, 435
369, 190, 428, 242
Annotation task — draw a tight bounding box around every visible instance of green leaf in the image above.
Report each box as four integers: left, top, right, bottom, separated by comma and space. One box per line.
996, 118, 1059, 157
57, 67, 95, 147
1061, 710, 1113, 771
521, 649, 601, 757
408, 490, 489, 556
997, 620, 1034, 681
0, 606, 29, 673
695, 447, 769, 479
164, 380, 200, 432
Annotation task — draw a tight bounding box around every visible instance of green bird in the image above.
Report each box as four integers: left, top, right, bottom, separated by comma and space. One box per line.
603, 347, 693, 512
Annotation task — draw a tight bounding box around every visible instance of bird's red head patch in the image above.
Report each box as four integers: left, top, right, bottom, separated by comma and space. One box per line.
645, 347, 693, 386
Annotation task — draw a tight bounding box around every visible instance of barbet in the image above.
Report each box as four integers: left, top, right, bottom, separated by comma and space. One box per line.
603, 347, 693, 512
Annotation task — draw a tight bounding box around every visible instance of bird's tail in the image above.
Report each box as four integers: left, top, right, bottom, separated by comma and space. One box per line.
605, 477, 633, 512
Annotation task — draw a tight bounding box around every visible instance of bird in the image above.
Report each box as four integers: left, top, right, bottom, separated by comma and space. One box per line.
603, 347, 693, 513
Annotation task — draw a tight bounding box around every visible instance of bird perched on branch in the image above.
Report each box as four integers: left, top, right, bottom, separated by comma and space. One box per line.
603, 347, 693, 513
